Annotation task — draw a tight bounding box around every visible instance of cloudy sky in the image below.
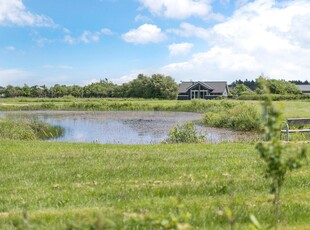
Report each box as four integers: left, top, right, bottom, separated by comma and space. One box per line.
0, 0, 310, 86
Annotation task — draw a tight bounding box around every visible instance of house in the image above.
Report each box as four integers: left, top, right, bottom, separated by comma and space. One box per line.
178, 81, 229, 100
296, 84, 310, 94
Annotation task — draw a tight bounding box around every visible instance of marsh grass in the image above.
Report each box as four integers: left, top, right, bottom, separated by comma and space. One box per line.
2, 97, 308, 118
204, 103, 261, 131
0, 119, 63, 140
1, 98, 310, 117
0, 97, 233, 112
0, 141, 309, 229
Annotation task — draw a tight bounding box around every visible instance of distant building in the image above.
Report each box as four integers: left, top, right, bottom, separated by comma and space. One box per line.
178, 81, 229, 100
296, 84, 310, 94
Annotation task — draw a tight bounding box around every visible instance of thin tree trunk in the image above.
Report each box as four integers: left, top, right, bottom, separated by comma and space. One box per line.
274, 186, 281, 230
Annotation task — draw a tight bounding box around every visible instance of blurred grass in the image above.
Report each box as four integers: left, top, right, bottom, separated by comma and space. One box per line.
0, 141, 309, 229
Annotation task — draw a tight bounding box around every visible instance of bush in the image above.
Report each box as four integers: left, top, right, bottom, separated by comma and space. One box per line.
164, 122, 205, 144
204, 103, 261, 131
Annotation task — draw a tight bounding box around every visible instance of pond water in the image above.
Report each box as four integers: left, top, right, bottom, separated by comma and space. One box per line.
0, 111, 250, 144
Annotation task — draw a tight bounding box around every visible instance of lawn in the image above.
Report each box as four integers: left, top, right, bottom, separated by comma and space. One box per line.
0, 98, 309, 229
0, 141, 309, 229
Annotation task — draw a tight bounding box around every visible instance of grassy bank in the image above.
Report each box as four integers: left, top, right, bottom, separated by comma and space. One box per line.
0, 141, 309, 229
0, 119, 63, 140
1, 97, 310, 118
0, 97, 209, 112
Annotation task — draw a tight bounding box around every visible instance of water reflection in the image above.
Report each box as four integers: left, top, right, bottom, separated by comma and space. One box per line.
0, 111, 252, 144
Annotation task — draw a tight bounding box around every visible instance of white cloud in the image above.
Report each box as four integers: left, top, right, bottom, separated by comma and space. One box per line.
64, 28, 112, 45
289, 14, 310, 49
0, 68, 31, 86
80, 31, 100, 43
32, 28, 113, 46
168, 43, 193, 56
111, 73, 137, 85
100, 28, 113, 35
80, 78, 101, 86
135, 14, 152, 23
138, 0, 213, 19
122, 24, 166, 44
59, 65, 73, 70
42, 65, 73, 70
0, 0, 56, 27
167, 22, 210, 40
162, 46, 262, 81
159, 0, 310, 82
235, 0, 250, 8
41, 75, 71, 85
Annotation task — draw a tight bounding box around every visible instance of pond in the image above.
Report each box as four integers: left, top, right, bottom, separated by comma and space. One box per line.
0, 111, 250, 144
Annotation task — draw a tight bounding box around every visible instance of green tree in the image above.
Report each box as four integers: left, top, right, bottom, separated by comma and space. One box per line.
256, 94, 307, 229
50, 84, 69, 98
231, 84, 253, 96
0, 86, 5, 96
30, 85, 43, 97
21, 84, 31, 97
113, 84, 127, 98
150, 74, 179, 99
70, 85, 83, 98
126, 74, 178, 99
256, 76, 301, 95
83, 79, 116, 98
4, 85, 20, 97
40, 85, 50, 98
126, 74, 151, 98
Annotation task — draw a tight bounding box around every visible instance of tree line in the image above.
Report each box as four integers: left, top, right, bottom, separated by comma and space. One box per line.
230, 76, 304, 96
0, 74, 307, 99
0, 74, 179, 99
231, 78, 309, 91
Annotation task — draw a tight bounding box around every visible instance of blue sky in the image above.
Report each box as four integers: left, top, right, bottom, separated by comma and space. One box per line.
0, 0, 310, 86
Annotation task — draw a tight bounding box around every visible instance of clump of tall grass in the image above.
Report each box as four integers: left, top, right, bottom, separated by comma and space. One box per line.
163, 122, 205, 143
29, 120, 64, 139
0, 119, 63, 140
204, 103, 261, 131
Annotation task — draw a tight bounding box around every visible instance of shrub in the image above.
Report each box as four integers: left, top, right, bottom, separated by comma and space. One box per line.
204, 103, 261, 131
164, 122, 205, 144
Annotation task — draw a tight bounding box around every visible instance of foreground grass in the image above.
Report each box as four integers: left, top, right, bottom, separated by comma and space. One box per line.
0, 141, 309, 229
1, 97, 310, 118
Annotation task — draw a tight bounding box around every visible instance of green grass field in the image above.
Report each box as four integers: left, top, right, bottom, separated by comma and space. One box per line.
0, 141, 309, 229
0, 98, 309, 229
1, 97, 310, 118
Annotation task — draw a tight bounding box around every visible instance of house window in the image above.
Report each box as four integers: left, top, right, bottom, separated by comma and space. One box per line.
190, 90, 209, 99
